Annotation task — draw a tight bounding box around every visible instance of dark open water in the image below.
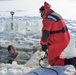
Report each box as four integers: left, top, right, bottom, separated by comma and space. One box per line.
0, 48, 37, 64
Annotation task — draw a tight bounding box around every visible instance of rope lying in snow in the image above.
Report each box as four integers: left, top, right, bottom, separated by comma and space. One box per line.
27, 56, 58, 75
39, 51, 58, 75
27, 50, 58, 75
27, 72, 38, 75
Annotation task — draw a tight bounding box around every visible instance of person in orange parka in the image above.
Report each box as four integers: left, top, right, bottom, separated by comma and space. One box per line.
39, 1, 76, 68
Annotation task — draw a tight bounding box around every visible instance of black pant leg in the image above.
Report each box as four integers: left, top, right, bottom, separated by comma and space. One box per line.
64, 58, 72, 65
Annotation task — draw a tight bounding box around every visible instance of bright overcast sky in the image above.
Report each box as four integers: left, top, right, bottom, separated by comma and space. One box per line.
0, 0, 76, 19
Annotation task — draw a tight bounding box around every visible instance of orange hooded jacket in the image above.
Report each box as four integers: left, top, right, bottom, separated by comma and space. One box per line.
40, 2, 70, 66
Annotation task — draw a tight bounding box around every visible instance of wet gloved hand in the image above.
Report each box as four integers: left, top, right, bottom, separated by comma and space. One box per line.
41, 45, 48, 52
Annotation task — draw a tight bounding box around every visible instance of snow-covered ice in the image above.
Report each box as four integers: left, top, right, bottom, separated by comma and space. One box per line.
0, 0, 76, 75
0, 50, 76, 75
0, 17, 76, 75
0, 18, 76, 75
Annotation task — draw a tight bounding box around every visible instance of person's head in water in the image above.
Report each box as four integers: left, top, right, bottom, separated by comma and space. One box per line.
7, 45, 16, 54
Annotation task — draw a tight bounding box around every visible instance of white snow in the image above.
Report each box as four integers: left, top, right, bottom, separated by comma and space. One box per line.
0, 35, 76, 75
61, 35, 76, 58
0, 16, 76, 75
0, 0, 76, 75
0, 49, 76, 75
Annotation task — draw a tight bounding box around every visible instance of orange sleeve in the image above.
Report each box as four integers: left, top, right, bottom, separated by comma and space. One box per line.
40, 19, 53, 45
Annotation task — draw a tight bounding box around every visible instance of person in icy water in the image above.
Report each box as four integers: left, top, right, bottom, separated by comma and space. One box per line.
7, 45, 18, 64
39, 1, 76, 68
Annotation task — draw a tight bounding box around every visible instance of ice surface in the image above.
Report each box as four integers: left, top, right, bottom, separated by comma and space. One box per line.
0, 5, 76, 75
0, 50, 76, 75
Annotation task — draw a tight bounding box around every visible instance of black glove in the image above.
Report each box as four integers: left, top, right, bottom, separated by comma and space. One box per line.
41, 45, 48, 52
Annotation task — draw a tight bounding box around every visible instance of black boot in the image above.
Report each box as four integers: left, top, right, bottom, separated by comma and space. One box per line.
65, 58, 76, 68
71, 57, 76, 68
65, 58, 72, 65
